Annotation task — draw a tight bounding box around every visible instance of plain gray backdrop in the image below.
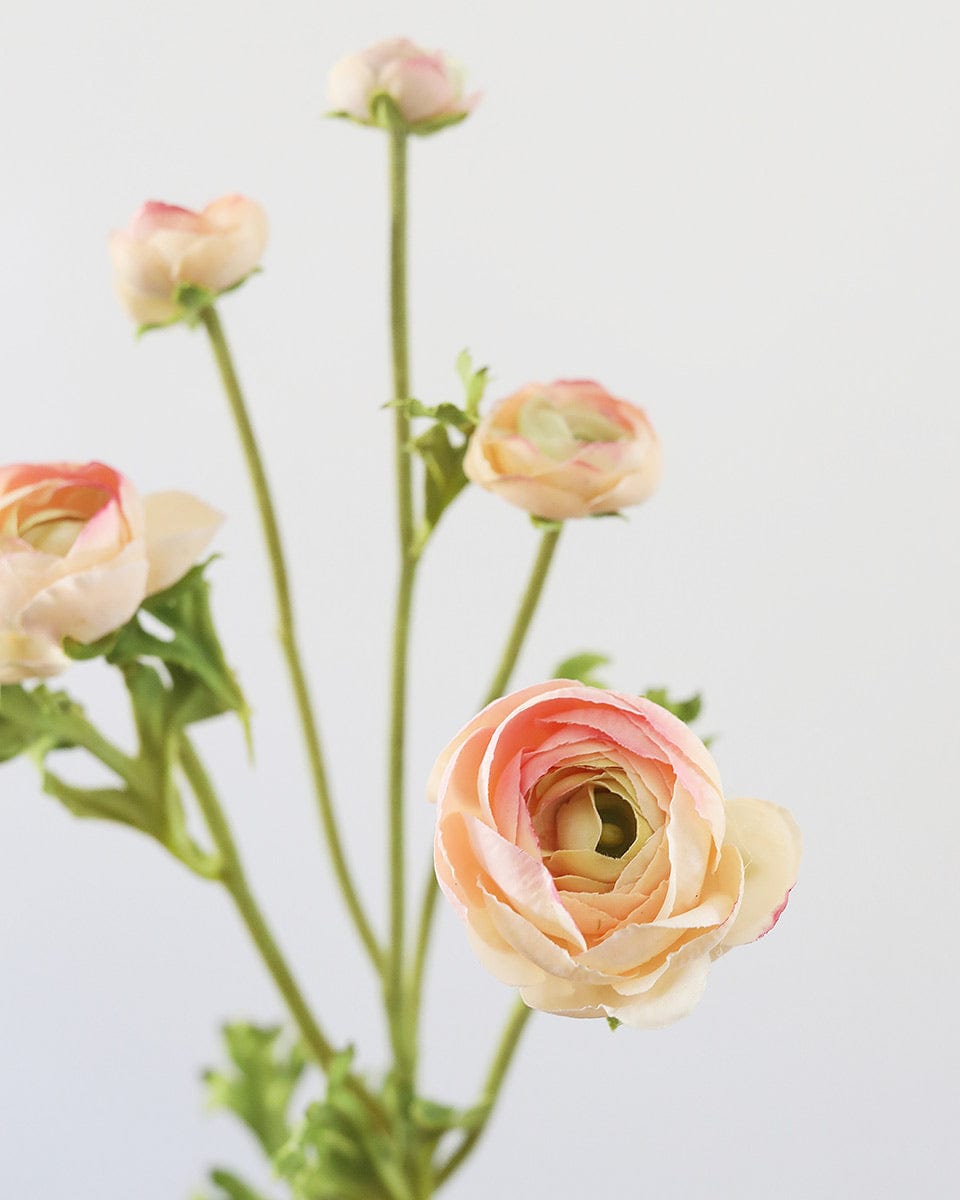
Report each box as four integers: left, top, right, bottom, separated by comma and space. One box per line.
1, 2, 958, 1197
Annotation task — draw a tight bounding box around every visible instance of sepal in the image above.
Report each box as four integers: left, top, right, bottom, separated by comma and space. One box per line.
136, 272, 261, 336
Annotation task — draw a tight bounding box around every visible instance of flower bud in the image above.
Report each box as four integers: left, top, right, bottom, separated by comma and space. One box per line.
0, 461, 222, 683
328, 37, 476, 131
464, 380, 662, 521
109, 195, 267, 325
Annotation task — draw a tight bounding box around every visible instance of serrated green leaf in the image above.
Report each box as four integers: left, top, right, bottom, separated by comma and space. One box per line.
553, 652, 611, 688
205, 1023, 309, 1157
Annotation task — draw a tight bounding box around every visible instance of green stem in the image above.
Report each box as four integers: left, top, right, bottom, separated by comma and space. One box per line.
179, 736, 335, 1067
178, 736, 386, 1127
435, 1001, 533, 1188
482, 525, 562, 707
385, 120, 417, 1085
199, 305, 382, 975
406, 525, 563, 1054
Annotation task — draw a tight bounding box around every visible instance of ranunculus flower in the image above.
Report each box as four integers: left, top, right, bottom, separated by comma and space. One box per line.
109, 195, 268, 325
328, 37, 476, 129
0, 462, 222, 683
431, 681, 801, 1028
463, 381, 662, 521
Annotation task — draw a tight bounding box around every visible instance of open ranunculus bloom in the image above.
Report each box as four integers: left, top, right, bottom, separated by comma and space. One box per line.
431, 681, 801, 1027
0, 461, 222, 682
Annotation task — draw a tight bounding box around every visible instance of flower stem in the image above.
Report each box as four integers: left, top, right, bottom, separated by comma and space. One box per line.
385, 119, 418, 1087
178, 736, 334, 1066
178, 736, 387, 1126
406, 525, 563, 1049
435, 1000, 533, 1188
482, 525, 562, 707
199, 304, 382, 975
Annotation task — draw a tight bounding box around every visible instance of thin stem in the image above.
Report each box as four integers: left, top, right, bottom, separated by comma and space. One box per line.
482, 525, 562, 707
199, 305, 382, 974
179, 736, 387, 1128
179, 736, 335, 1068
435, 1001, 533, 1188
406, 525, 563, 1054
385, 121, 417, 1084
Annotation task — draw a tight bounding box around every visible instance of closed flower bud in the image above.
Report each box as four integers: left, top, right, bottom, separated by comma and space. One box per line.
328, 37, 476, 130
109, 195, 267, 325
0, 461, 222, 682
464, 380, 662, 521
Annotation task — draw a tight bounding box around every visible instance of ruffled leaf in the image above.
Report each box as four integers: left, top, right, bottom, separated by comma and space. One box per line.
204, 1023, 309, 1156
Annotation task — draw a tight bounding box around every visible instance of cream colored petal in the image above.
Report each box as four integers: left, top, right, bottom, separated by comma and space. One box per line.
719, 797, 802, 950
0, 629, 69, 683
20, 549, 149, 644
663, 784, 715, 914
328, 54, 378, 119
606, 954, 712, 1029
466, 921, 548, 988
143, 491, 222, 596
519, 976, 605, 1017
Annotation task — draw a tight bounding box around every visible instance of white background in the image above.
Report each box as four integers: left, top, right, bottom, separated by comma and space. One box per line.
1, 2, 958, 1197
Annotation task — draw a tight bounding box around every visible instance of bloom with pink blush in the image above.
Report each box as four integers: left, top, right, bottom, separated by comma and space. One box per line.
431, 681, 801, 1028
328, 37, 477, 129
0, 462, 222, 683
463, 381, 662, 521
109, 195, 267, 324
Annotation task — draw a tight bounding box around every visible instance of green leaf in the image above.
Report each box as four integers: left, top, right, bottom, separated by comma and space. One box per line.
205, 1023, 309, 1157
41, 771, 160, 836
206, 1170, 272, 1200
411, 423, 469, 531
0, 685, 73, 763
642, 688, 703, 725
388, 397, 475, 434
65, 560, 248, 738
455, 349, 489, 420
553, 652, 611, 688
606, 1016, 622, 1032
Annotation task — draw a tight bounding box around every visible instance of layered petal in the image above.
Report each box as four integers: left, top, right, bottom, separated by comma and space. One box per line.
431, 681, 800, 1027
464, 381, 661, 520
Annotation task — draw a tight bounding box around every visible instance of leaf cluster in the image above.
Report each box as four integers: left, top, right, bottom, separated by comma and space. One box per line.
0, 562, 246, 876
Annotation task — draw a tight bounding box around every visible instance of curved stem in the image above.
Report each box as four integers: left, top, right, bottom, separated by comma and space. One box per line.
179, 736, 386, 1127
406, 525, 563, 1053
179, 736, 334, 1067
385, 122, 417, 1086
199, 305, 382, 975
435, 1000, 533, 1188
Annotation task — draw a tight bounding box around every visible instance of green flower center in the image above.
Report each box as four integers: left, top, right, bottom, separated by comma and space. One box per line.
593, 789, 638, 859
